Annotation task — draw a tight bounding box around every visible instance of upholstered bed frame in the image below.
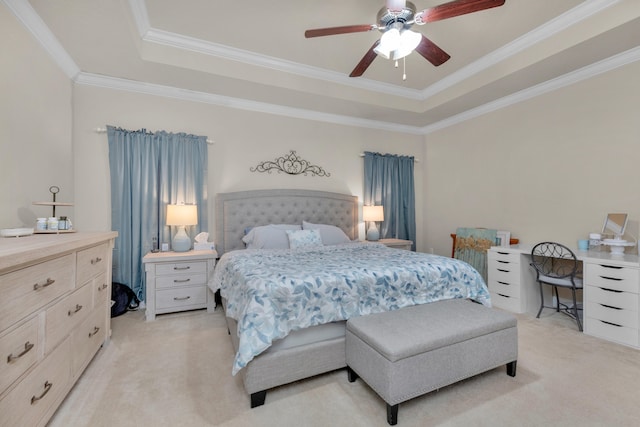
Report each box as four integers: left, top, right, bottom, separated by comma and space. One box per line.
215, 189, 359, 407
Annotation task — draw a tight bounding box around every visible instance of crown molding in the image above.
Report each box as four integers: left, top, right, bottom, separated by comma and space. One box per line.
2, 0, 80, 79
74, 72, 424, 135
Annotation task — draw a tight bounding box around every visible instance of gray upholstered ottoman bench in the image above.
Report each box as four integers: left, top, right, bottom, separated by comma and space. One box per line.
346, 298, 517, 425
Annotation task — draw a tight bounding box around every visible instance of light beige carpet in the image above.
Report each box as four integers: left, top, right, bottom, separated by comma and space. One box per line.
49, 307, 640, 426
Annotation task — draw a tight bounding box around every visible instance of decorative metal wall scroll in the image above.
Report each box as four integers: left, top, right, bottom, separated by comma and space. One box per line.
250, 150, 331, 177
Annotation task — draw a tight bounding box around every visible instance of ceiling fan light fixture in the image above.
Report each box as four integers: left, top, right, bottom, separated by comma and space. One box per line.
392, 29, 421, 60
373, 28, 400, 59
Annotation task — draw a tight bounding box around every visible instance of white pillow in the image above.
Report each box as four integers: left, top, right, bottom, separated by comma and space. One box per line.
286, 229, 322, 249
302, 221, 351, 245
242, 224, 301, 249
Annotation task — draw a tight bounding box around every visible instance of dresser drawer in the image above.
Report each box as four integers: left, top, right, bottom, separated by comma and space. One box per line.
76, 243, 109, 286
45, 283, 93, 354
0, 336, 71, 427
490, 292, 523, 313
489, 250, 520, 264
488, 280, 520, 298
155, 261, 207, 277
585, 263, 639, 293
585, 301, 638, 329
156, 286, 207, 311
93, 272, 110, 306
585, 316, 639, 347
0, 254, 75, 333
0, 317, 39, 395
585, 285, 639, 311
72, 306, 107, 378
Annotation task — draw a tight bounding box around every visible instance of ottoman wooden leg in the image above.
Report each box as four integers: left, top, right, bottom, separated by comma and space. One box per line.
347, 366, 359, 382
506, 360, 517, 377
387, 403, 398, 425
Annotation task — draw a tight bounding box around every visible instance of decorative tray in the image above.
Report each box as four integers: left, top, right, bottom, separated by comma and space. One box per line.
1, 228, 35, 237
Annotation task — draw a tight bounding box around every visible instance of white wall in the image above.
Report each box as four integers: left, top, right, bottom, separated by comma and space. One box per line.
0, 5, 73, 229
72, 86, 425, 246
424, 60, 640, 256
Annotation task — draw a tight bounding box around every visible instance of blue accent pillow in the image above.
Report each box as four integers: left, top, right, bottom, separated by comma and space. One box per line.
286, 229, 322, 249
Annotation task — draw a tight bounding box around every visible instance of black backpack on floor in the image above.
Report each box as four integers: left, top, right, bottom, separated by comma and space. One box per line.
111, 282, 140, 317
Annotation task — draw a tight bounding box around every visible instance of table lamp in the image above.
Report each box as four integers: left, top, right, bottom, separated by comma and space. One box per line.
363, 205, 384, 241
166, 204, 198, 252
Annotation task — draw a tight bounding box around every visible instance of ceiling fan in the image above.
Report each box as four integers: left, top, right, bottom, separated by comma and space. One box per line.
304, 0, 506, 78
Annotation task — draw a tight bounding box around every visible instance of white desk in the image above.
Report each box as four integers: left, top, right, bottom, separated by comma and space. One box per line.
488, 244, 640, 349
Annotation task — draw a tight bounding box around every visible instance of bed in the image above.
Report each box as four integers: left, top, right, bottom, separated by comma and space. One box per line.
211, 189, 490, 407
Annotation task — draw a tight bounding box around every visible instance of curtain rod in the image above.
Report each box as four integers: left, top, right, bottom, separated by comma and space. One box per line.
359, 153, 419, 162
94, 127, 214, 144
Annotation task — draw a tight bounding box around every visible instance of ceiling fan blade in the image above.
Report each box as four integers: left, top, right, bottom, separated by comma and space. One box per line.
415, 35, 451, 66
349, 40, 380, 77
415, 0, 505, 24
305, 25, 376, 38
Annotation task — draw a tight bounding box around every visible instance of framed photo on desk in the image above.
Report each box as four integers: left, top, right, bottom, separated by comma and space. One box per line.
497, 230, 511, 247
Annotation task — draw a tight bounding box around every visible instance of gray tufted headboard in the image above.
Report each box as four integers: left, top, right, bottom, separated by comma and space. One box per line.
216, 189, 359, 255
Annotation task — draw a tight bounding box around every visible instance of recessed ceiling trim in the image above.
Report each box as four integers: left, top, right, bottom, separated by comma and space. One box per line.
420, 0, 623, 99
142, 27, 423, 101
3, 0, 80, 79
74, 72, 424, 135
422, 45, 640, 135
127, 0, 150, 38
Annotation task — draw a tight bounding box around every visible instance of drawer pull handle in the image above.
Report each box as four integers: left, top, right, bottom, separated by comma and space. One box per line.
174, 296, 191, 301
33, 278, 55, 291
91, 257, 103, 265
600, 264, 623, 269
31, 381, 52, 405
173, 266, 191, 271
497, 281, 510, 286
599, 303, 622, 310
497, 252, 509, 255
497, 260, 509, 264
7, 341, 34, 363
98, 282, 108, 291
497, 293, 510, 298
89, 326, 100, 338
68, 304, 83, 316
599, 287, 623, 293
599, 275, 622, 281
174, 278, 191, 283
600, 320, 622, 328
497, 269, 510, 273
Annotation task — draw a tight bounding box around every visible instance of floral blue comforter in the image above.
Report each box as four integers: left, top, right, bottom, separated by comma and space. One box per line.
211, 242, 490, 375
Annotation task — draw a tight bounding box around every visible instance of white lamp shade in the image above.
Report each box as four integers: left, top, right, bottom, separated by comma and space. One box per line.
363, 205, 384, 222
166, 204, 198, 226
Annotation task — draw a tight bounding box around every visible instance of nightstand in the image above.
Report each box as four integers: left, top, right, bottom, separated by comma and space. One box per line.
142, 250, 217, 321
378, 238, 413, 251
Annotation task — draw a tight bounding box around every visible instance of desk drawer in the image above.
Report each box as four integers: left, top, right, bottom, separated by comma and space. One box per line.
585, 301, 638, 329
585, 263, 639, 293
489, 260, 520, 284
490, 291, 523, 313
488, 280, 520, 298
585, 316, 638, 347
585, 285, 639, 311
489, 250, 520, 264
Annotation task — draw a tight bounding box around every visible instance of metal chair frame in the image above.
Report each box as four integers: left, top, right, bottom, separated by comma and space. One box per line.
530, 242, 583, 331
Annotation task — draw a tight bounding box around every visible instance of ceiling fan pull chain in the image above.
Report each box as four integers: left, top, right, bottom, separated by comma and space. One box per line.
403, 57, 407, 81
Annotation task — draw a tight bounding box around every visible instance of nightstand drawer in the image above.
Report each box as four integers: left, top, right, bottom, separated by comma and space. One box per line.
156, 286, 207, 310
155, 261, 207, 276
156, 273, 207, 289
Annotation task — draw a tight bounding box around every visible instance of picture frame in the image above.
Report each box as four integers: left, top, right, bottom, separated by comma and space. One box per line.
497, 230, 511, 247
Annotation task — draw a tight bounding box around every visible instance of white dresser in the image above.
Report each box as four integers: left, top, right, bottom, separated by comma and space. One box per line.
488, 244, 640, 349
0, 231, 117, 427
143, 250, 217, 321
